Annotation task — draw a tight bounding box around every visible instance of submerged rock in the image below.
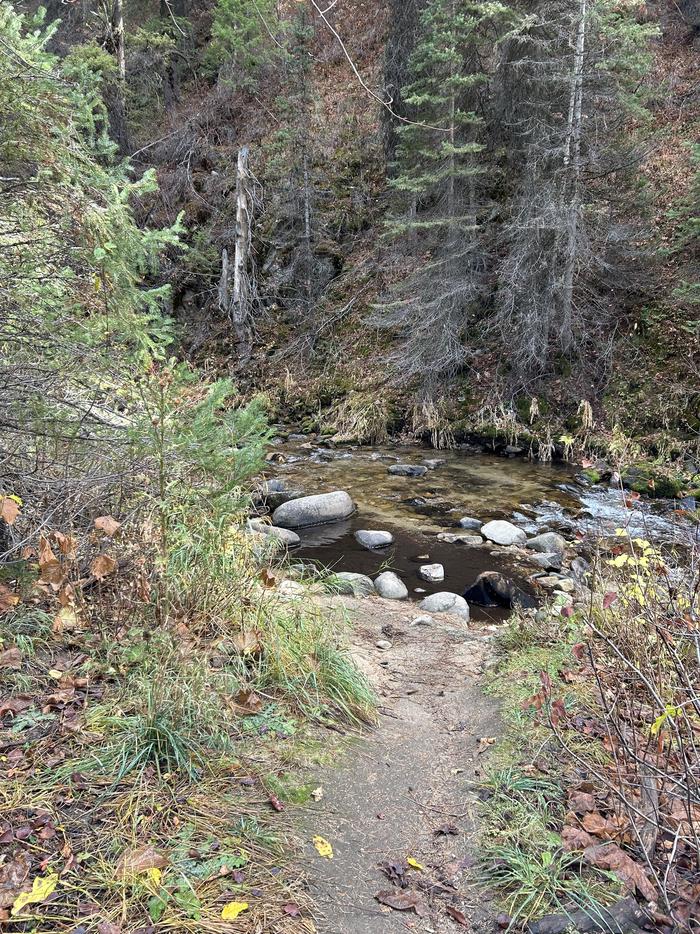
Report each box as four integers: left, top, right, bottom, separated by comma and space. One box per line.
422, 458, 446, 470
354, 529, 394, 549
272, 490, 355, 529
463, 571, 535, 610
374, 571, 409, 600
480, 520, 527, 546
388, 464, 428, 478
418, 591, 470, 620
418, 563, 445, 582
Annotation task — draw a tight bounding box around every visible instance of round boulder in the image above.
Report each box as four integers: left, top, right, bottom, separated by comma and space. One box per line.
247, 518, 301, 547
480, 520, 528, 547
272, 491, 355, 529
526, 531, 567, 557
374, 571, 408, 600
418, 592, 470, 621
331, 572, 375, 597
354, 529, 394, 550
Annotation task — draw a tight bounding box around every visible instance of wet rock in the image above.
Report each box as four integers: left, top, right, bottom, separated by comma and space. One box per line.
527, 531, 567, 557
422, 458, 445, 470
374, 571, 409, 600
247, 518, 301, 547
388, 464, 428, 477
418, 592, 470, 620
464, 571, 536, 610
288, 432, 308, 441
459, 516, 482, 530
375, 639, 392, 650
418, 563, 445, 582
354, 529, 394, 550
527, 552, 563, 572
272, 490, 355, 529
332, 572, 375, 596
505, 445, 524, 456
437, 532, 483, 546
481, 520, 527, 547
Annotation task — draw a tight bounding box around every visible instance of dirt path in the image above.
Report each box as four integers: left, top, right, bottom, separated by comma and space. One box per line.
304, 596, 502, 932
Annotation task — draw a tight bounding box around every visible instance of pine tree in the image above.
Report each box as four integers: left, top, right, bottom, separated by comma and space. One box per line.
206, 0, 278, 86
374, 0, 512, 388
491, 0, 656, 387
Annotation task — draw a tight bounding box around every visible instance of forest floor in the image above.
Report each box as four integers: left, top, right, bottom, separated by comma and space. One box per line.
303, 595, 502, 932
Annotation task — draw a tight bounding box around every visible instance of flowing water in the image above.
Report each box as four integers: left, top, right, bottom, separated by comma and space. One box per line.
266, 440, 696, 616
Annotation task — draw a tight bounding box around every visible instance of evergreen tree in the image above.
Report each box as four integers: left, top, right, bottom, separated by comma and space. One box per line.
374, 0, 512, 388
206, 0, 278, 86
491, 0, 656, 387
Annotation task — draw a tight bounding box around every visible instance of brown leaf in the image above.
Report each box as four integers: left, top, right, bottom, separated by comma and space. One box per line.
446, 905, 470, 926
38, 536, 63, 588
52, 532, 77, 559
282, 902, 301, 917
94, 516, 121, 537
260, 567, 279, 588
0, 852, 30, 908
115, 845, 168, 878
0, 646, 21, 670
375, 889, 427, 916
584, 843, 656, 902
90, 554, 117, 580
561, 826, 596, 851
568, 791, 596, 814
0, 497, 19, 525
97, 923, 122, 934
0, 695, 33, 718
232, 630, 262, 655
581, 812, 628, 841
234, 689, 264, 714
0, 584, 19, 615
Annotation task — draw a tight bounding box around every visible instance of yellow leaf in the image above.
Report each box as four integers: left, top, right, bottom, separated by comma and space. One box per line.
221, 900, 249, 920
11, 872, 59, 916
312, 835, 333, 859
147, 867, 162, 885
407, 857, 424, 870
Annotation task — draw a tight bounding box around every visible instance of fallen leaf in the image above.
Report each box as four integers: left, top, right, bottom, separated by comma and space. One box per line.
269, 795, 285, 812
147, 868, 162, 886
116, 845, 168, 878
11, 872, 58, 916
407, 857, 424, 871
38, 536, 62, 588
0, 647, 21, 669
313, 835, 333, 859
603, 591, 618, 610
311, 786, 324, 801
260, 567, 278, 588
568, 791, 596, 814
0, 853, 30, 909
232, 630, 261, 655
561, 826, 596, 851
0, 497, 19, 525
221, 900, 248, 920
0, 584, 19, 615
94, 516, 121, 537
446, 905, 470, 926
584, 843, 656, 902
375, 889, 426, 916
234, 689, 264, 714
52, 532, 77, 558
282, 902, 301, 917
0, 695, 33, 718
90, 555, 117, 580
97, 923, 121, 934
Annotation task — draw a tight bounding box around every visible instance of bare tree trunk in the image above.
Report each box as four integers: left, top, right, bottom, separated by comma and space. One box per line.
219, 147, 254, 362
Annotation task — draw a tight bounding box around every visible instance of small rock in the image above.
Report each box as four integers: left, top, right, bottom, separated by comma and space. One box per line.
278, 580, 305, 598
331, 572, 375, 596
374, 571, 409, 600
536, 575, 564, 589
375, 640, 392, 650
418, 592, 470, 621
556, 578, 576, 593
458, 516, 482, 530
414, 587, 426, 593
418, 563, 445, 582
288, 433, 307, 441
526, 551, 563, 572
411, 615, 434, 626
504, 445, 524, 455
570, 557, 590, 582
354, 529, 394, 549
481, 520, 528, 547
422, 458, 445, 470
527, 531, 567, 557
437, 532, 483, 546
248, 519, 301, 547
388, 464, 428, 478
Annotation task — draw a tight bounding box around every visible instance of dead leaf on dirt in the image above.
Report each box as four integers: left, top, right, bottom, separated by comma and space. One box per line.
0, 584, 19, 615
94, 516, 121, 537
581, 811, 628, 841
234, 689, 264, 714
0, 647, 21, 669
0, 695, 33, 718
0, 852, 30, 909
568, 791, 596, 814
0, 497, 20, 525
446, 905, 470, 926
115, 845, 168, 879
90, 555, 117, 580
260, 567, 279, 588
282, 902, 301, 917
53, 607, 84, 634
232, 630, 262, 655
38, 536, 62, 588
375, 889, 426, 916
584, 843, 656, 902
379, 859, 408, 887
97, 922, 122, 934
561, 826, 596, 851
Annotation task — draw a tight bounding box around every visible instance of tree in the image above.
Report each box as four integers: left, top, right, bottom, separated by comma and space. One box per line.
374, 0, 512, 389
490, 0, 655, 388
206, 0, 279, 86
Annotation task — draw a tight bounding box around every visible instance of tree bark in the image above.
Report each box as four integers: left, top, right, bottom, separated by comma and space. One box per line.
218, 147, 253, 362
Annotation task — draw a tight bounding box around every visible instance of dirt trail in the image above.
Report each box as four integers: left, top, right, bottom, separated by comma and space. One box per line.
304, 596, 502, 933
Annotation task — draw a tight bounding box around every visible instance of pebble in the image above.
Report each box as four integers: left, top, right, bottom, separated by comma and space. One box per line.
375, 640, 392, 650
411, 615, 434, 626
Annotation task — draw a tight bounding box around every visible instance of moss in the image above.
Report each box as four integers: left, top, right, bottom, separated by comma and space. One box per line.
582, 468, 602, 484
621, 463, 685, 498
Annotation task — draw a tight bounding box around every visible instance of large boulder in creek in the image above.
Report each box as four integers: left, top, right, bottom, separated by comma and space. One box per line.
354, 530, 394, 550
388, 464, 428, 478
464, 571, 536, 610
480, 520, 527, 547
374, 571, 408, 600
418, 591, 470, 620
272, 491, 355, 529
526, 531, 567, 558
247, 518, 301, 547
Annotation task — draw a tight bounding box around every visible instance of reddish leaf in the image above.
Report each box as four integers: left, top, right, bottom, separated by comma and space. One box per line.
375, 889, 426, 916
561, 826, 596, 851
0, 584, 19, 615
0, 695, 33, 718
568, 791, 596, 814
572, 642, 587, 662
38, 536, 62, 588
282, 902, 301, 917
603, 591, 618, 609
539, 670, 553, 695
446, 905, 470, 926
269, 795, 285, 812
0, 852, 30, 908
234, 690, 264, 714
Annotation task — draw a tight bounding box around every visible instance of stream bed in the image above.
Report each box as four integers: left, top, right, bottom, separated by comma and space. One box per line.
263, 439, 696, 619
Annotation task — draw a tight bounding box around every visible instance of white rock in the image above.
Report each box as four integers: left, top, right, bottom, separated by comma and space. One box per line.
272, 490, 355, 529
354, 529, 394, 549
331, 572, 375, 596
480, 520, 528, 547
411, 614, 434, 626
247, 518, 301, 546
375, 639, 392, 650
374, 571, 408, 600
418, 563, 445, 582
418, 592, 470, 621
